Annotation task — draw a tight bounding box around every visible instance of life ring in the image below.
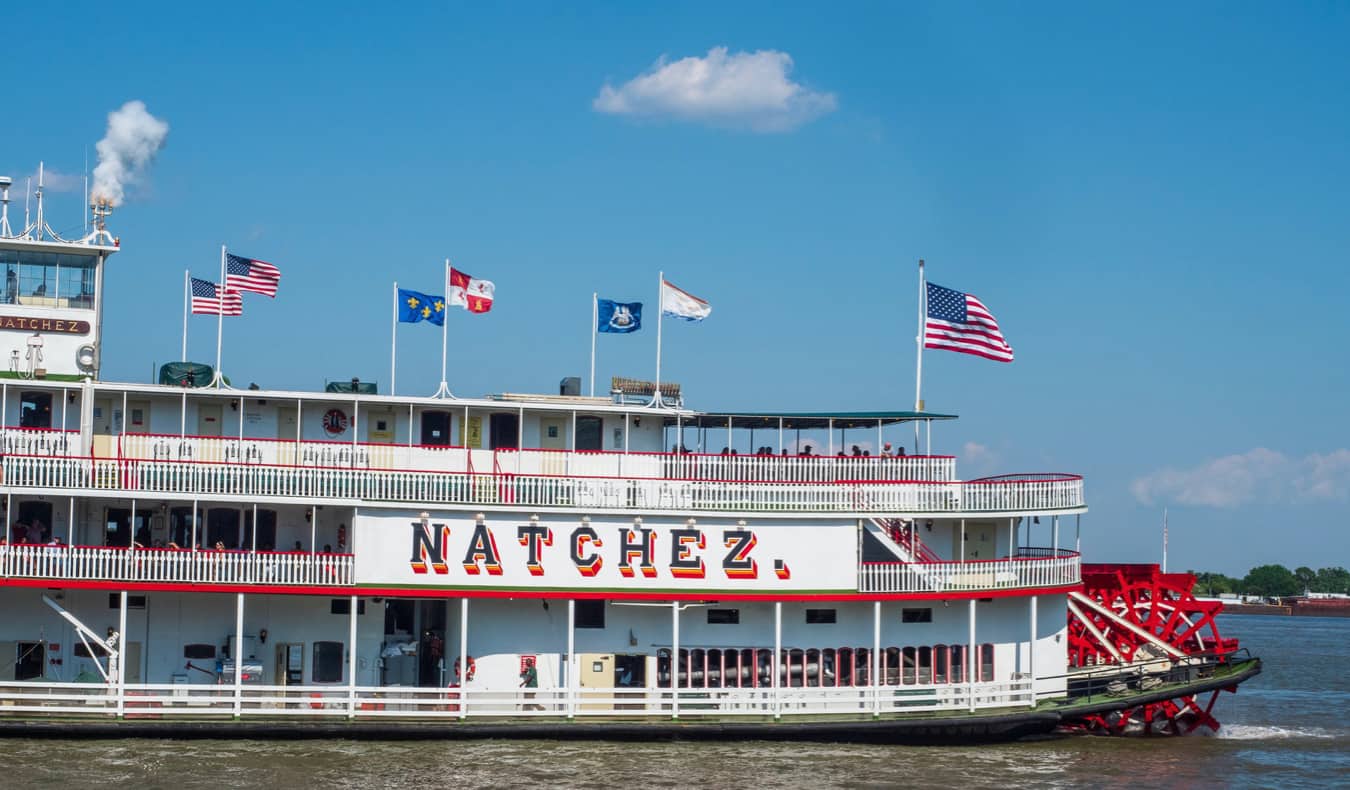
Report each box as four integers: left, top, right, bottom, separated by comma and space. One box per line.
453, 655, 476, 682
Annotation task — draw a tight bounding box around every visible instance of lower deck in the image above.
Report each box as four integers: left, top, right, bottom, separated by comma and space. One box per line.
0, 587, 1068, 722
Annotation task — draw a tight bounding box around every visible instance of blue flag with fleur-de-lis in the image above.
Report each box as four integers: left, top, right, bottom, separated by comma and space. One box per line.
398, 288, 446, 326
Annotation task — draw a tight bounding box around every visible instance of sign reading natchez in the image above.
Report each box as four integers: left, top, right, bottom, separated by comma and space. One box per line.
353, 511, 858, 593
0, 315, 91, 334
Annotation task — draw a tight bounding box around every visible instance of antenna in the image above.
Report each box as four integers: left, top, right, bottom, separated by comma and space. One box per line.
24, 176, 31, 239
0, 176, 12, 237
35, 162, 44, 241
1162, 507, 1169, 573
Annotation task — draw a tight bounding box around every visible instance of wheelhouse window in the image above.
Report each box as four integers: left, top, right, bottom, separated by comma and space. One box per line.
1, 250, 97, 309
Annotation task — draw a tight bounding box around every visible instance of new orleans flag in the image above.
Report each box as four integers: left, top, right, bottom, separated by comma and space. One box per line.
398, 288, 446, 326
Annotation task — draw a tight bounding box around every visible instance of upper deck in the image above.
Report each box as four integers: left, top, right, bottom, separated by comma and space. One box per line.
0, 379, 1086, 516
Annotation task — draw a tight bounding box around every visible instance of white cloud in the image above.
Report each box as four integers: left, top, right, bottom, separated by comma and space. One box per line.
593, 47, 837, 132
1131, 448, 1350, 507
30, 167, 82, 193
961, 441, 1001, 476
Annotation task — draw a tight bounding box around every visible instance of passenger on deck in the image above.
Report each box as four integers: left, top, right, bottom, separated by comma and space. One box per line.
851, 445, 862, 457
881, 443, 893, 457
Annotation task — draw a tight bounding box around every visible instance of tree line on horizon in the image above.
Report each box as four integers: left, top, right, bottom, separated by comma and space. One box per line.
1189, 565, 1350, 599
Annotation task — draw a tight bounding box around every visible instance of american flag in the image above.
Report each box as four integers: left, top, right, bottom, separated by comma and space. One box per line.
191, 278, 243, 316
225, 253, 281, 297
924, 281, 1014, 362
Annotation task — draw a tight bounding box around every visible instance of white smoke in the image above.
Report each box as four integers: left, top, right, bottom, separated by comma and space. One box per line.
91, 100, 169, 205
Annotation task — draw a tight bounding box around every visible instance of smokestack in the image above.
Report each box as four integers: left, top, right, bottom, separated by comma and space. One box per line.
91, 100, 169, 206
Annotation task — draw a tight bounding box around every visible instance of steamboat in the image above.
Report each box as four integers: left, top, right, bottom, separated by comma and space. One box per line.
0, 174, 1258, 741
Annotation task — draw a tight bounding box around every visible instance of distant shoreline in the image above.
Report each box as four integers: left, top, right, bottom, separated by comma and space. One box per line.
1222, 601, 1350, 618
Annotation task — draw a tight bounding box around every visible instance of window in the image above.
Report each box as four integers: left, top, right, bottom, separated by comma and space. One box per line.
330, 598, 367, 615
575, 599, 606, 629
183, 643, 216, 660
1, 250, 97, 308
901, 607, 933, 623
107, 594, 147, 609
312, 641, 344, 683
18, 392, 52, 428
805, 609, 836, 624
707, 608, 739, 624
74, 643, 109, 658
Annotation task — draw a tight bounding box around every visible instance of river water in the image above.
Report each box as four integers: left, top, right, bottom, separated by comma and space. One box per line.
6, 615, 1346, 789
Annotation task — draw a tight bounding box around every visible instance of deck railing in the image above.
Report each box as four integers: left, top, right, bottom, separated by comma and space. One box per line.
0, 678, 1034, 719
111, 433, 959, 484
0, 454, 1085, 514
857, 549, 1082, 593
0, 544, 353, 587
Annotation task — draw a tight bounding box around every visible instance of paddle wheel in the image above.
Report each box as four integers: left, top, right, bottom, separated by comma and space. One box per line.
1061, 563, 1242, 736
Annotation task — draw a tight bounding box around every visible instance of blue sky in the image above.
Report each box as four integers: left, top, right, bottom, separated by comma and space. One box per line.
4, 1, 1348, 574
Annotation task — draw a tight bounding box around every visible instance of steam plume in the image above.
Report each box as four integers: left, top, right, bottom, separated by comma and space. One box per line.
92, 100, 169, 205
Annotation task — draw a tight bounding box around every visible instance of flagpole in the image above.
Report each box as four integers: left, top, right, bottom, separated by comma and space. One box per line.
215, 244, 225, 387
181, 269, 189, 362
914, 259, 925, 452
589, 292, 597, 397
1162, 507, 1169, 573
653, 271, 664, 408
390, 280, 398, 397
438, 259, 450, 398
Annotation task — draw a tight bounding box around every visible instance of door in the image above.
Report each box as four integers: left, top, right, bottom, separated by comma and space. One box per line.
123, 642, 143, 683
957, 521, 996, 560
489, 413, 518, 450
276, 643, 304, 686
105, 507, 132, 547
579, 653, 614, 710
197, 403, 223, 437
92, 396, 116, 458
126, 400, 151, 434
614, 654, 647, 709
421, 411, 452, 446
576, 416, 603, 451
366, 408, 395, 443
539, 417, 566, 450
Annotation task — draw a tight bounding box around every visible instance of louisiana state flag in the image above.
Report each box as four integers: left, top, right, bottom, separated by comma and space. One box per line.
597, 299, 642, 333
398, 288, 446, 326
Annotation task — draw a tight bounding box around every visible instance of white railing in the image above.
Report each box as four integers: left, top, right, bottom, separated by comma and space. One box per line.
115, 434, 957, 483
0, 544, 353, 587
0, 455, 1085, 514
2, 427, 81, 458
0, 679, 1033, 719
858, 550, 1082, 593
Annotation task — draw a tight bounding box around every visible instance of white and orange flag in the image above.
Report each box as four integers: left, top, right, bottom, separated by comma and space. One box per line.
447, 266, 495, 314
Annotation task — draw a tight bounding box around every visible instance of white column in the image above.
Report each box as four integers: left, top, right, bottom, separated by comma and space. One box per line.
1075, 514, 1081, 554
1028, 595, 1038, 707
671, 600, 680, 719
872, 600, 881, 717
347, 594, 358, 718
1009, 517, 1015, 557
567, 599, 576, 719
967, 599, 977, 712
233, 592, 244, 717
1052, 516, 1059, 554
116, 590, 128, 718
309, 506, 317, 557
773, 601, 782, 719
459, 598, 469, 720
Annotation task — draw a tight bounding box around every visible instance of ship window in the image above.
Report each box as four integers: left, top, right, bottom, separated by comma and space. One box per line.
575, 599, 605, 629
107, 594, 147, 609
330, 599, 366, 615
73, 643, 109, 658
183, 644, 216, 660
706, 608, 739, 624
18, 392, 52, 429
312, 641, 344, 683
805, 608, 836, 624
901, 607, 933, 623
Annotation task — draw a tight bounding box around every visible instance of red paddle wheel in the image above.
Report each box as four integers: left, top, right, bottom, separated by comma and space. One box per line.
1062, 563, 1242, 736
